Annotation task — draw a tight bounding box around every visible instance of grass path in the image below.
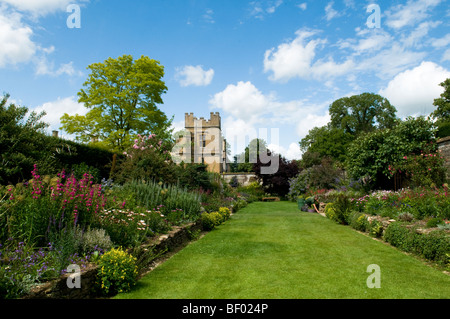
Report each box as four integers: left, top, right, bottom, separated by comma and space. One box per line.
116, 201, 450, 299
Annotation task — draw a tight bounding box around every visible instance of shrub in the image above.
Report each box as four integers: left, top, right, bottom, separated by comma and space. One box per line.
349, 212, 369, 232
218, 207, 231, 221
96, 247, 138, 296
426, 217, 443, 228
200, 212, 223, 231
383, 222, 413, 251
384, 222, 450, 265
78, 228, 113, 254
398, 212, 414, 222
324, 203, 337, 221
331, 194, 352, 224
369, 220, 384, 238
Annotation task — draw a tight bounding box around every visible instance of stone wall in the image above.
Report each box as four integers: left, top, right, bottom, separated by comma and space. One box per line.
222, 173, 258, 187
437, 136, 450, 180
23, 222, 202, 299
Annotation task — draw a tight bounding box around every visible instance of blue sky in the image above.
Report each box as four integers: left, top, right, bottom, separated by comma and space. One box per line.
0, 0, 449, 160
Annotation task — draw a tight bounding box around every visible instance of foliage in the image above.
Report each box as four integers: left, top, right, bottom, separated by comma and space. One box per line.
200, 207, 232, 231
369, 220, 384, 238
437, 120, 450, 138
114, 133, 177, 185
236, 181, 265, 201
431, 78, 450, 123
234, 138, 268, 173
77, 227, 113, 254
299, 126, 353, 166
117, 179, 202, 220
60, 55, 172, 152
0, 94, 49, 184
349, 211, 369, 232
346, 116, 438, 189
350, 187, 450, 221
200, 212, 221, 231
1, 165, 107, 246
329, 92, 397, 136
388, 143, 446, 188
96, 247, 138, 295
384, 222, 450, 265
253, 151, 299, 197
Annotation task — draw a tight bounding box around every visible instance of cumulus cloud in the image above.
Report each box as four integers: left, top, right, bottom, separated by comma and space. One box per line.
209, 81, 274, 123
0, 1, 85, 74
210, 81, 331, 158
0, 6, 36, 67
33, 96, 87, 135
268, 142, 303, 160
379, 61, 450, 118
263, 28, 354, 82
176, 65, 214, 87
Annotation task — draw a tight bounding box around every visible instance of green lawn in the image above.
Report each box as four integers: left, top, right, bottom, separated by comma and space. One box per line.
116, 201, 450, 299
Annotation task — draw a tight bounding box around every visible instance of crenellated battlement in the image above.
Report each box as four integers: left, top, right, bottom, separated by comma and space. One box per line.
185, 112, 221, 129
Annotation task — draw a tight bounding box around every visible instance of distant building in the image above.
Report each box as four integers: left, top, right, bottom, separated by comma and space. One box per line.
177, 112, 229, 174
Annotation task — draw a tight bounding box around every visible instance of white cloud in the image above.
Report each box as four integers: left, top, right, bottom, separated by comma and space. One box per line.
324, 1, 340, 21
443, 49, 450, 62
35, 56, 82, 77
355, 43, 426, 79
249, 0, 283, 19
379, 61, 450, 118
263, 28, 354, 82
33, 96, 87, 135
295, 112, 331, 138
175, 65, 214, 87
203, 8, 215, 24
0, 2, 84, 75
385, 0, 442, 29
297, 2, 307, 11
268, 142, 303, 160
0, 6, 36, 67
400, 21, 441, 48
431, 33, 450, 48
210, 81, 331, 157
266, 0, 283, 14
209, 81, 273, 123
1, 0, 87, 16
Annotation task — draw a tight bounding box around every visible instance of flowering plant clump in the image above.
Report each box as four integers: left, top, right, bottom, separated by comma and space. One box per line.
95, 207, 170, 246
96, 247, 138, 295
350, 187, 450, 220
1, 165, 108, 246
388, 143, 447, 188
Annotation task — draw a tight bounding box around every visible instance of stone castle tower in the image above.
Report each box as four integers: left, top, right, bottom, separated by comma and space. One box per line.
183, 112, 228, 174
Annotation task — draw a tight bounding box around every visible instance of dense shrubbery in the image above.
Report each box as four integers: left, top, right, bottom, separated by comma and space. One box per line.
384, 222, 449, 265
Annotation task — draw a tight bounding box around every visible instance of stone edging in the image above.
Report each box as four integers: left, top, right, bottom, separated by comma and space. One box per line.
23, 221, 203, 299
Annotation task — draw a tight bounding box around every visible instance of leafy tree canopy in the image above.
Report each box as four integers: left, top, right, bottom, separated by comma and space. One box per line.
60, 55, 173, 153
346, 116, 437, 189
431, 78, 450, 123
329, 92, 398, 136
299, 126, 353, 167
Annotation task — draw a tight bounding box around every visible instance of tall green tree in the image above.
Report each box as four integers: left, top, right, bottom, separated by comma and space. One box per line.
346, 117, 439, 189
236, 138, 268, 172
299, 126, 353, 167
0, 93, 49, 183
329, 92, 398, 135
431, 78, 450, 122
431, 78, 450, 138
61, 55, 172, 153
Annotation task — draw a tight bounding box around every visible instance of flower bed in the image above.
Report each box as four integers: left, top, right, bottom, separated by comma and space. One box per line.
319, 187, 450, 268
0, 165, 243, 299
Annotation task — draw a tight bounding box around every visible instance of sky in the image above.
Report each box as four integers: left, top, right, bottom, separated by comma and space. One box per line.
0, 0, 449, 160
